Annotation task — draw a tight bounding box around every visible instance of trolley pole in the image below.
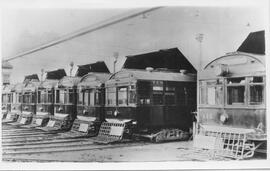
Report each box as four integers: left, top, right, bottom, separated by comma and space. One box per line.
113, 52, 119, 73
69, 61, 74, 76
41, 69, 44, 82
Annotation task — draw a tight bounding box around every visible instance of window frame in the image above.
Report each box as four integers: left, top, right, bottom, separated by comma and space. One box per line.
152, 80, 164, 105
95, 89, 102, 105
55, 88, 74, 104
199, 79, 224, 107
106, 87, 117, 106
223, 76, 265, 107
137, 81, 151, 106
128, 85, 137, 106
77, 89, 83, 105
247, 76, 265, 106
164, 82, 176, 105
117, 86, 128, 106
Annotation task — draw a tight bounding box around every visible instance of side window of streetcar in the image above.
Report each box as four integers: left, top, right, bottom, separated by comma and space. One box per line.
226, 77, 245, 105
128, 85, 136, 105
165, 83, 175, 105
249, 76, 264, 105
153, 81, 164, 105
137, 82, 151, 105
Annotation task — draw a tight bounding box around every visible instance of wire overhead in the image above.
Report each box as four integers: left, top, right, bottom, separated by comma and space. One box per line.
3, 7, 162, 62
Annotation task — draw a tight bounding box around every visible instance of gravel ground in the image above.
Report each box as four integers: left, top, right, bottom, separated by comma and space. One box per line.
2, 123, 267, 162
3, 141, 207, 162
5, 140, 266, 162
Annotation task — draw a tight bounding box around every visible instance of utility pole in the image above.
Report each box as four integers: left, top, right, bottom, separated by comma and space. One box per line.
113, 52, 119, 73
194, 33, 204, 137
195, 33, 204, 71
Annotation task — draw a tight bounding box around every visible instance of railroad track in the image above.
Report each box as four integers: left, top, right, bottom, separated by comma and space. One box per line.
2, 131, 58, 137
3, 136, 148, 162
2, 138, 89, 147
2, 141, 144, 162
2, 123, 150, 162
3, 141, 147, 156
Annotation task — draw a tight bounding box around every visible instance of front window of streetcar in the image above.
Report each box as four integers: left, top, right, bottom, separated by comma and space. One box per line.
78, 90, 83, 105
199, 79, 223, 106
118, 87, 128, 106
226, 77, 245, 105
106, 87, 116, 106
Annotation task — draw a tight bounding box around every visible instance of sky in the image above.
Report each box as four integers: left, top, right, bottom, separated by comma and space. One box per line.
1, 0, 268, 84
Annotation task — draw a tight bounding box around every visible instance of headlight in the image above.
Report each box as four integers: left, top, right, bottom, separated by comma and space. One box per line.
220, 112, 229, 123
132, 121, 137, 125
58, 107, 63, 112
114, 110, 119, 117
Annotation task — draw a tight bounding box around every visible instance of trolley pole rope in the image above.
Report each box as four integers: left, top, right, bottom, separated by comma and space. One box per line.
3, 7, 162, 62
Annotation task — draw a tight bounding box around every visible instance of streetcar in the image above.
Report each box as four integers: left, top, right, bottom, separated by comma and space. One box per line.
12, 76, 40, 125
40, 61, 110, 132
2, 84, 13, 120
2, 83, 24, 123
40, 76, 80, 131
96, 68, 197, 143
26, 69, 67, 128
196, 31, 266, 159
67, 72, 111, 137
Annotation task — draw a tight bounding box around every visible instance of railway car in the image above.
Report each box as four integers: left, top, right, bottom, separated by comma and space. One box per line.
66, 72, 111, 137
26, 69, 66, 128
2, 83, 24, 123
12, 77, 40, 125
41, 76, 80, 131
197, 51, 266, 158
96, 68, 197, 143
196, 31, 266, 159
41, 61, 110, 132
2, 84, 13, 120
